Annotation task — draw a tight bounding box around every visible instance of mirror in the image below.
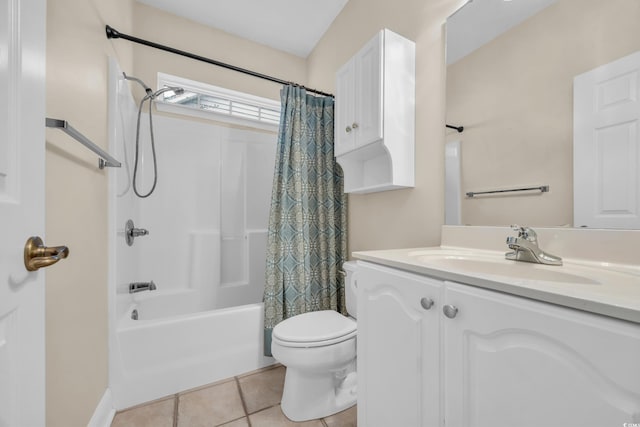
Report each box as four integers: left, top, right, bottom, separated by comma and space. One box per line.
445, 0, 640, 228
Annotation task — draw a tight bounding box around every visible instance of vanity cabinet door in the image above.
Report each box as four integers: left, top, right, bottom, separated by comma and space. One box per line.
443, 281, 640, 427
357, 262, 443, 427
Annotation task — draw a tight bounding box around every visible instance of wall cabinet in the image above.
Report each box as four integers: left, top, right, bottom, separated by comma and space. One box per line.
334, 29, 415, 194
357, 261, 640, 427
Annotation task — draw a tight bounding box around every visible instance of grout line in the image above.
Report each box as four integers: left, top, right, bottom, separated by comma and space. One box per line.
214, 415, 250, 427
173, 394, 179, 427
234, 376, 252, 426
235, 362, 282, 380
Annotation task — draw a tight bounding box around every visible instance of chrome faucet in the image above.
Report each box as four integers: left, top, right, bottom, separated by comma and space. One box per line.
129, 280, 156, 293
505, 225, 562, 266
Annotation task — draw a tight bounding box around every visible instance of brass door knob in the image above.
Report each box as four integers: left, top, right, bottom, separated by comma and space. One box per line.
24, 236, 69, 271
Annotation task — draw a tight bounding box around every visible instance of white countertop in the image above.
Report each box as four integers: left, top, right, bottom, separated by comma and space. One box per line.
352, 246, 640, 324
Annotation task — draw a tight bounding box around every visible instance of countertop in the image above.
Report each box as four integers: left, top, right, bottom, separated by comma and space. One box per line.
352, 246, 640, 324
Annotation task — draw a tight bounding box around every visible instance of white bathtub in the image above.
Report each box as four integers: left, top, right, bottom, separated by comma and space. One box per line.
110, 291, 275, 409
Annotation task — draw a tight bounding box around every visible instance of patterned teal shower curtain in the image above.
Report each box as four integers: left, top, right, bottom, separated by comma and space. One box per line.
263, 85, 347, 356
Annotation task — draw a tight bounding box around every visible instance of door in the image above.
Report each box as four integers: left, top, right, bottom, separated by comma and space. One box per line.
354, 31, 383, 148
334, 59, 355, 156
357, 262, 442, 427
574, 50, 640, 228
0, 0, 47, 426
444, 282, 640, 427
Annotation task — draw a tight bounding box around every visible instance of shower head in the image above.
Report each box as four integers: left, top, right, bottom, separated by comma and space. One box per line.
152, 86, 185, 100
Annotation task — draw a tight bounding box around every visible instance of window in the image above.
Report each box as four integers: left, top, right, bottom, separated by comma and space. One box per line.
156, 73, 281, 131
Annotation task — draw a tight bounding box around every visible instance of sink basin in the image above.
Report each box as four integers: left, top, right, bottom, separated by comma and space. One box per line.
409, 249, 601, 285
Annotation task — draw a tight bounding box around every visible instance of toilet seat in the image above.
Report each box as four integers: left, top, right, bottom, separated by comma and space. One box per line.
273, 310, 357, 348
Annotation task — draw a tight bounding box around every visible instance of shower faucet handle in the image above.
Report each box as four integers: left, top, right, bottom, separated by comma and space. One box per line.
130, 227, 148, 237
125, 219, 149, 246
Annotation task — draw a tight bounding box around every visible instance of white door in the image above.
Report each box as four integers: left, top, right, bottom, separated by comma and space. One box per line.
334, 59, 355, 156
357, 262, 442, 427
574, 50, 640, 229
0, 0, 47, 426
354, 31, 383, 148
444, 282, 640, 427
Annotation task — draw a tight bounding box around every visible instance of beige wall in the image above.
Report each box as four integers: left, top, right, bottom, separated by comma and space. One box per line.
308, 0, 464, 253
446, 0, 640, 227
46, 1, 134, 426
45, 0, 466, 423
131, 2, 307, 105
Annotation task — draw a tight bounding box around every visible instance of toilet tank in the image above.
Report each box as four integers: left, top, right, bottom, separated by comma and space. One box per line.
343, 261, 358, 319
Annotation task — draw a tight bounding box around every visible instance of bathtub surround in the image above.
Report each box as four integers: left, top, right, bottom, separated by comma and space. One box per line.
263, 85, 347, 356
108, 61, 276, 409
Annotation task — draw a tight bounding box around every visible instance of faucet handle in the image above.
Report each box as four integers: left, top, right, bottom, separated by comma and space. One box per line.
510, 224, 525, 236
510, 224, 537, 241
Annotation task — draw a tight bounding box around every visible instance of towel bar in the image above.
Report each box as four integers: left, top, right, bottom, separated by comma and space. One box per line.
466, 185, 549, 198
46, 118, 121, 169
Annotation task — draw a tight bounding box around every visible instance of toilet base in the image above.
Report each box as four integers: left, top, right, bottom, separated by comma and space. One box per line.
280, 367, 357, 422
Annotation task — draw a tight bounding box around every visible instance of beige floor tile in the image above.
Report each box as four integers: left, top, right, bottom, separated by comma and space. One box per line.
323, 405, 357, 427
177, 379, 245, 427
249, 405, 325, 427
111, 397, 175, 427
218, 417, 250, 427
237, 365, 286, 414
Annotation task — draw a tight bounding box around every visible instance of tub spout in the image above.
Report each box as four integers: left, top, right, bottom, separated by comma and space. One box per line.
129, 280, 156, 293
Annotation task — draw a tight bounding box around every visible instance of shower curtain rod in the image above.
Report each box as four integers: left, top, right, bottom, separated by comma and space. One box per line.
105, 25, 334, 98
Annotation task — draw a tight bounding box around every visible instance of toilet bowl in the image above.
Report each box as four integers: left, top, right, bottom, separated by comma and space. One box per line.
271, 261, 359, 422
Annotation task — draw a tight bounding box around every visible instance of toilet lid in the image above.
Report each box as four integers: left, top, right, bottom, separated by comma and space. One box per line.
273, 310, 356, 345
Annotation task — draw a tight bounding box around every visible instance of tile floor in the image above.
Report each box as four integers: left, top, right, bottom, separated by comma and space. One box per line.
110, 365, 357, 427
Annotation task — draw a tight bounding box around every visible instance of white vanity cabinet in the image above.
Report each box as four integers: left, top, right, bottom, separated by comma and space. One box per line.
357, 262, 443, 427
334, 29, 415, 194
357, 261, 640, 427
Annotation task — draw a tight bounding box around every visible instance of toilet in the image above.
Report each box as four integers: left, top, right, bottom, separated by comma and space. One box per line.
271, 261, 358, 422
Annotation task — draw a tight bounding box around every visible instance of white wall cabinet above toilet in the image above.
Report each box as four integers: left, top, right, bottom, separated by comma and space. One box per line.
356, 261, 640, 427
335, 29, 415, 194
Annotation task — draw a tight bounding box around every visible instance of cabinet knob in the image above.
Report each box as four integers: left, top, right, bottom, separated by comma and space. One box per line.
443, 304, 458, 319
352, 122, 359, 129
345, 126, 352, 133
420, 297, 434, 310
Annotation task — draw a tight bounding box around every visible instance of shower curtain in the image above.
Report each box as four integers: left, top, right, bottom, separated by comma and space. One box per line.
263, 85, 347, 356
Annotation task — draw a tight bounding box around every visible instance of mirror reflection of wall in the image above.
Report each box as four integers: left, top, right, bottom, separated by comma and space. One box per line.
445, 0, 640, 229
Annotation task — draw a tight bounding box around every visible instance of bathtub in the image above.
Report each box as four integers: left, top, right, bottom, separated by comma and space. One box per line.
110, 290, 275, 409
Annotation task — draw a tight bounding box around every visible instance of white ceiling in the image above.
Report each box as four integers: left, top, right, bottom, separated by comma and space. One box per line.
136, 0, 349, 58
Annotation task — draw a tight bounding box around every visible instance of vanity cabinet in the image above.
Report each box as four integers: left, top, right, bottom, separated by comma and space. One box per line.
357, 262, 443, 427
334, 29, 415, 194
357, 261, 640, 427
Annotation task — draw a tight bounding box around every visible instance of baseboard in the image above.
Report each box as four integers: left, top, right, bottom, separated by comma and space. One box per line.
87, 388, 115, 427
